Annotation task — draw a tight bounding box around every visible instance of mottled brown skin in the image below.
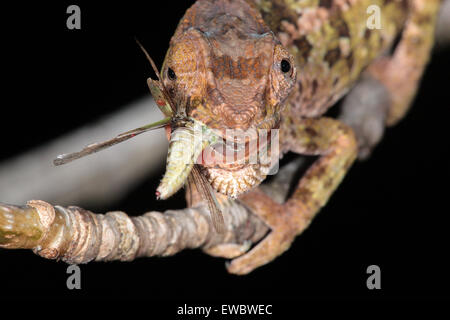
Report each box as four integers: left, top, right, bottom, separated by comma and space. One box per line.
160, 0, 441, 274
162, 0, 295, 131
160, 0, 299, 197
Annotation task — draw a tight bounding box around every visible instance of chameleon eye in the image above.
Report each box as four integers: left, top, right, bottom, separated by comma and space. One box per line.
280, 59, 291, 73
167, 67, 176, 80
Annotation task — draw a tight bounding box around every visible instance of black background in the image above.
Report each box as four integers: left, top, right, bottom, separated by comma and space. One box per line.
1, 0, 449, 307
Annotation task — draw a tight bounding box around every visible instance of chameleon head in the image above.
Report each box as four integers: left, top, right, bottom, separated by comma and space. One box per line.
157, 9, 297, 199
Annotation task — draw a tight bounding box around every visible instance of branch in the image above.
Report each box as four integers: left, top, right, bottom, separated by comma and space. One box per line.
0, 199, 268, 264
0, 156, 304, 267
436, 0, 450, 48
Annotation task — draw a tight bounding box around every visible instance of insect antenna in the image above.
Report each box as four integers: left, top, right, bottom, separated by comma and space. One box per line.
53, 117, 171, 166
135, 38, 177, 114
54, 41, 177, 167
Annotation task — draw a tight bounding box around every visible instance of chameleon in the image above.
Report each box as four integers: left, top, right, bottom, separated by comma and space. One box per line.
151, 0, 441, 274
0, 0, 442, 275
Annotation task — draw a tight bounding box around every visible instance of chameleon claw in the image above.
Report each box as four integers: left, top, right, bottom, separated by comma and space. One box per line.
204, 240, 252, 259
226, 228, 293, 275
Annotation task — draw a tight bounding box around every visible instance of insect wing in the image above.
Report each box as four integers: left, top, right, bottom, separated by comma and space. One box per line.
190, 165, 225, 234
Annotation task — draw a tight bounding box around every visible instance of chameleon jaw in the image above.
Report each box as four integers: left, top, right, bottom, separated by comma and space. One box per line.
156, 117, 278, 200
198, 126, 278, 198
200, 163, 271, 199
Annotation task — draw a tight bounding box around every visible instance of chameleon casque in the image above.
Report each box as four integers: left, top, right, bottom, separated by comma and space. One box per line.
0, 0, 442, 274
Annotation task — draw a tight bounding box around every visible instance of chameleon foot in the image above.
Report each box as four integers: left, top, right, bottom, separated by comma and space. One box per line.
227, 117, 358, 275
226, 222, 295, 275
226, 189, 296, 275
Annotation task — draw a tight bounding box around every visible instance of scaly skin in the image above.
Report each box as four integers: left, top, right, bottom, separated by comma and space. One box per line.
158, 0, 297, 198
156, 0, 441, 274
257, 0, 407, 118
158, 0, 412, 198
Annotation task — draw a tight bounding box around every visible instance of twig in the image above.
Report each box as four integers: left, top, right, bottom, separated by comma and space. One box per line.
436, 0, 450, 48
0, 156, 305, 266
0, 199, 268, 264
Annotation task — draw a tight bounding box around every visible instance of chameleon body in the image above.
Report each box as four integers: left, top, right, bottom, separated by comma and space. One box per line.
157, 0, 441, 274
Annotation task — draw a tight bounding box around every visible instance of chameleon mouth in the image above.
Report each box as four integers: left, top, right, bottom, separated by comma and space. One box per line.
198, 130, 276, 198
157, 116, 277, 199
198, 129, 274, 166
199, 163, 272, 198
